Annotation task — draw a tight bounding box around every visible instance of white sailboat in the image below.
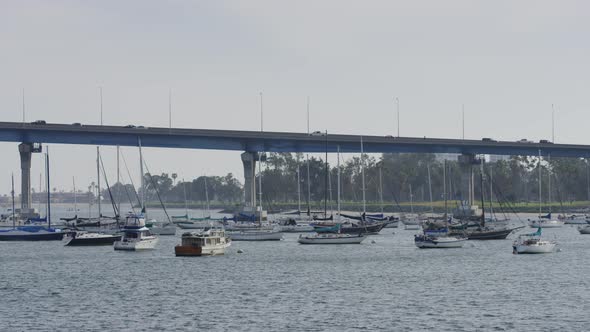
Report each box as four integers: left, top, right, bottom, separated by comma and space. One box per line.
513, 227, 556, 254
529, 151, 564, 228
114, 139, 159, 250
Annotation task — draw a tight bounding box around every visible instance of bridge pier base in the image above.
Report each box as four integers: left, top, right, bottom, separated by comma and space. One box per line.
240, 152, 267, 221
456, 153, 481, 218
18, 143, 40, 219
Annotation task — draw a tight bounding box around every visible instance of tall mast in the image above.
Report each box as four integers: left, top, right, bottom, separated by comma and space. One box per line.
538, 149, 542, 216
548, 154, 552, 213
489, 164, 493, 217
297, 154, 301, 213
96, 146, 101, 219
139, 138, 145, 214
360, 136, 366, 215
480, 160, 485, 226
258, 152, 263, 225
379, 165, 384, 214
324, 131, 328, 217
11, 173, 15, 229
116, 145, 120, 217
46, 149, 51, 228
306, 97, 311, 217
443, 160, 447, 216
396, 97, 400, 137
337, 145, 341, 222
427, 164, 433, 214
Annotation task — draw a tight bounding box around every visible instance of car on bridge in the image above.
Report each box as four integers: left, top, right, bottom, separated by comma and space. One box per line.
539, 139, 553, 144
31, 120, 46, 125
310, 131, 325, 136
482, 137, 496, 142
517, 139, 534, 143
124, 124, 136, 128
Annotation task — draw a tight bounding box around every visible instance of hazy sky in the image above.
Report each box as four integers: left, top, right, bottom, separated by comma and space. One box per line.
1, 0, 589, 194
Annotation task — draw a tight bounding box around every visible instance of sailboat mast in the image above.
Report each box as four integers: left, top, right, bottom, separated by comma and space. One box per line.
11, 173, 15, 229
480, 160, 485, 226
379, 165, 384, 214
443, 160, 447, 216
297, 154, 301, 213
489, 165, 493, 217
116, 145, 120, 217
337, 145, 341, 222
361, 136, 366, 215
427, 165, 433, 214
258, 152, 263, 225
324, 131, 328, 217
538, 150, 542, 216
96, 147, 101, 219
46, 150, 51, 228
139, 138, 145, 215
548, 154, 552, 213
306, 97, 311, 217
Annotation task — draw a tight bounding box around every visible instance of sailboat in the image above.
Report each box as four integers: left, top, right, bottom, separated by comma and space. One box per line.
0, 152, 64, 241
176, 177, 222, 230
529, 152, 564, 228
298, 145, 367, 245
114, 140, 159, 250
452, 163, 519, 240
227, 152, 283, 241
512, 227, 557, 254
415, 160, 466, 249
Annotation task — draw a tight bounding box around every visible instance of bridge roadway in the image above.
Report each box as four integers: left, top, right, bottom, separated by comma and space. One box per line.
1, 121, 590, 157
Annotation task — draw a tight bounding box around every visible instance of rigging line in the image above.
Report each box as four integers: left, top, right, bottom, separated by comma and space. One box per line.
142, 159, 172, 223
99, 153, 120, 219
120, 151, 142, 207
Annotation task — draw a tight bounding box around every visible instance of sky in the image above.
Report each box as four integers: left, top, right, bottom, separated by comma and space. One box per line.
1, 0, 589, 194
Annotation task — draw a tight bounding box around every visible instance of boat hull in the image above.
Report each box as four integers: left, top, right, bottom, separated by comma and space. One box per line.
529, 220, 564, 228
114, 237, 159, 251
228, 231, 283, 241
415, 237, 466, 248
0, 227, 64, 241
298, 234, 366, 244
175, 242, 230, 256
65, 234, 121, 246
513, 243, 556, 254
150, 226, 176, 236
578, 226, 590, 234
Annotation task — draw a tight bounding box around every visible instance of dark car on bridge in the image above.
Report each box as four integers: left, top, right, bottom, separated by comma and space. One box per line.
31, 120, 46, 125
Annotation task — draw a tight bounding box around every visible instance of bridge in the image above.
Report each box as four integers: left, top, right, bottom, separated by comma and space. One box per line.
2, 121, 590, 217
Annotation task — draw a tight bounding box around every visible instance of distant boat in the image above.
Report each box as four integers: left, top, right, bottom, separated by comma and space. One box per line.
175, 228, 231, 256
298, 232, 366, 245
559, 215, 588, 225
530, 152, 563, 229
65, 231, 121, 246
414, 233, 467, 248
227, 229, 283, 241
512, 227, 556, 254
0, 153, 63, 241
578, 224, 590, 234
114, 213, 159, 251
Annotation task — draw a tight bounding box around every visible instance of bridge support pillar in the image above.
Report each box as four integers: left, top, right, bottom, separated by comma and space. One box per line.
18, 143, 40, 219
240, 152, 267, 220
456, 153, 480, 218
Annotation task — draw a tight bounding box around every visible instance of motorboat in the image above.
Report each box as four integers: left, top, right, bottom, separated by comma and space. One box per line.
64, 231, 121, 246
114, 214, 159, 251
298, 233, 367, 244
175, 228, 231, 256
512, 228, 556, 254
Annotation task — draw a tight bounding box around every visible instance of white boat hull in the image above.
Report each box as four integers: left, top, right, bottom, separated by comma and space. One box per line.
114, 237, 159, 251
513, 242, 556, 254
298, 234, 366, 244
415, 237, 466, 248
228, 230, 283, 241
202, 242, 232, 255
529, 220, 564, 228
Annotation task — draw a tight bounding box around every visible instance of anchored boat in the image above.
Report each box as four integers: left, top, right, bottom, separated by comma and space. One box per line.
175, 228, 231, 256
114, 213, 158, 251
65, 231, 121, 246
512, 227, 556, 254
